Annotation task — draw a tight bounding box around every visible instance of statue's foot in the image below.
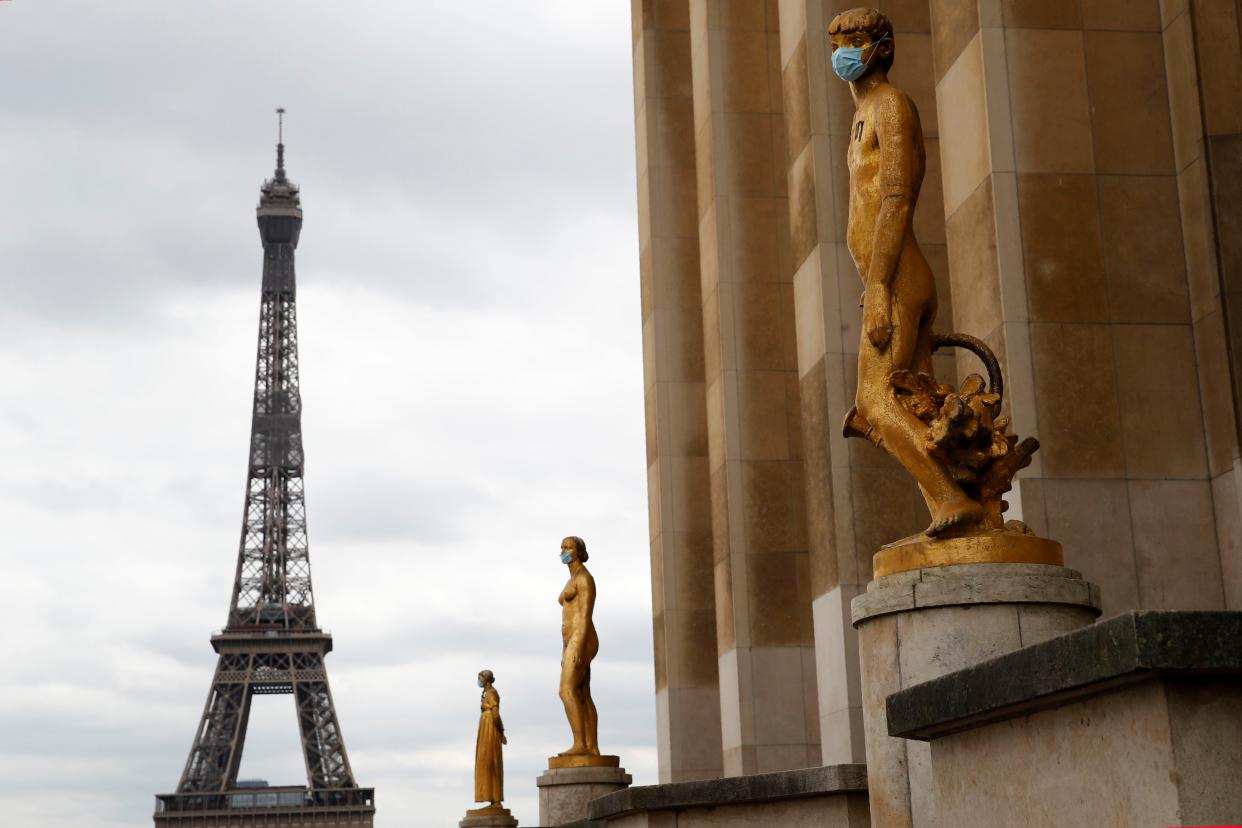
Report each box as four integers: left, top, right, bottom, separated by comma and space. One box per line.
842, 405, 882, 447
558, 745, 590, 757
926, 495, 983, 538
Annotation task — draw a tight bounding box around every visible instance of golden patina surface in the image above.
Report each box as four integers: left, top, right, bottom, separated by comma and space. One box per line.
465, 805, 513, 817
831, 8, 1038, 543
472, 669, 507, 808
873, 531, 1064, 578
556, 536, 605, 761
547, 753, 622, 769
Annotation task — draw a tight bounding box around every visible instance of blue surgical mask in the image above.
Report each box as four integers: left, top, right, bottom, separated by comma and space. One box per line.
832, 35, 889, 82
560, 551, 574, 564
477, 679, 485, 688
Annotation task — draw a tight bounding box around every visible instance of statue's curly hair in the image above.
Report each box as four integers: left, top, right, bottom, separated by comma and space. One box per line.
828, 8, 895, 73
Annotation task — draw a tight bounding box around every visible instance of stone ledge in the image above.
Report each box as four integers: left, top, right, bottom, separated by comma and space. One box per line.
851, 562, 1099, 626
586, 764, 867, 820
886, 610, 1242, 741
537, 766, 632, 787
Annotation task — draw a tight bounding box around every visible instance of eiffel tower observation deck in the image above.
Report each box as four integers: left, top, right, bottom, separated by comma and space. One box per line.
155, 113, 374, 827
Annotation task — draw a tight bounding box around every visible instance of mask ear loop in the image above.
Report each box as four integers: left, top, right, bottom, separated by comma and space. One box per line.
864, 33, 891, 67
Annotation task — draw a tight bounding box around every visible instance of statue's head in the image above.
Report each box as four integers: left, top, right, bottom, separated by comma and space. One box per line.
478, 669, 495, 688
828, 8, 895, 80
561, 536, 588, 564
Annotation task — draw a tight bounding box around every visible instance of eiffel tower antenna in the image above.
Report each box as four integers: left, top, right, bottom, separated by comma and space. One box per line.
155, 126, 375, 826
275, 107, 287, 182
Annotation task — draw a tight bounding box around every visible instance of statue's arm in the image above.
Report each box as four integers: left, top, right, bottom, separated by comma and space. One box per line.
864, 91, 919, 350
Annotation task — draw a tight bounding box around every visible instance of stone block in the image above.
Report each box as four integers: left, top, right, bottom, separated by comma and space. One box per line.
883, 611, 1242, 827
852, 562, 1099, 828
459, 806, 518, 827
537, 765, 633, 827
587, 765, 869, 826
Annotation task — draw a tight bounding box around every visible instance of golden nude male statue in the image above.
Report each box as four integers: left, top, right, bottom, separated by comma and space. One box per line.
549, 536, 618, 769
831, 8, 1052, 573
460, 671, 516, 828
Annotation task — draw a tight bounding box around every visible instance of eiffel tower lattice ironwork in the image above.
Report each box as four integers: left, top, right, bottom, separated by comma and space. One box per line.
155, 117, 375, 827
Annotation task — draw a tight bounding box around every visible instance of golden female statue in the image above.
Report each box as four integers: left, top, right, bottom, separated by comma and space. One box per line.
473, 669, 507, 809
557, 535, 600, 758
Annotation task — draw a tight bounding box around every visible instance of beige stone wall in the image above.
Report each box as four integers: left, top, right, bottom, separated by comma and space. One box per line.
688, 0, 820, 776
632, 0, 1242, 786
633, 0, 724, 784
601, 794, 871, 827
930, 0, 1238, 615
1161, 0, 1242, 609
930, 680, 1242, 827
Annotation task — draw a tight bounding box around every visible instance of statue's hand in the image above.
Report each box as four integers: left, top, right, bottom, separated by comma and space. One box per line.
864, 285, 892, 351
501, 734, 508, 745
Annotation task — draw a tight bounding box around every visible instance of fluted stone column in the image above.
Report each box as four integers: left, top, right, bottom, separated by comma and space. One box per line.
689, 0, 820, 775
1160, 0, 1242, 609
633, 0, 724, 783
928, 0, 1236, 614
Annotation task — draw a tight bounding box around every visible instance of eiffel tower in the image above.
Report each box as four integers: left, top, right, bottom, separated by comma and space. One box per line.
155, 114, 375, 827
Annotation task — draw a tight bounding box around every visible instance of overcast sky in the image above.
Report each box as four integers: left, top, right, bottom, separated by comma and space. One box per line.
0, 3, 651, 826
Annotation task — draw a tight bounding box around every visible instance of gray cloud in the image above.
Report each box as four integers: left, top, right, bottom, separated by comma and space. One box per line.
0, 3, 652, 827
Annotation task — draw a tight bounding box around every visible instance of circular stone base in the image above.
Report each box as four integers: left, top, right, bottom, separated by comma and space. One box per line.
873, 531, 1063, 578
460, 806, 517, 828
537, 763, 631, 826
547, 753, 620, 769
851, 561, 1100, 828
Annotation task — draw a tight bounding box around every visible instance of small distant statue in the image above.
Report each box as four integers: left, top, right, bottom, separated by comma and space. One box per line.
830, 7, 1038, 542
473, 670, 507, 809
557, 536, 601, 758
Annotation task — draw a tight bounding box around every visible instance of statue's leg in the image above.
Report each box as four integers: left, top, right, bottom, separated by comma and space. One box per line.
857, 296, 980, 536
583, 665, 599, 752
559, 662, 588, 754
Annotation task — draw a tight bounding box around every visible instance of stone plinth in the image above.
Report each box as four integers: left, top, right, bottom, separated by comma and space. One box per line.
458, 805, 517, 827
536, 761, 631, 827
587, 765, 869, 827
851, 562, 1100, 828
885, 611, 1242, 827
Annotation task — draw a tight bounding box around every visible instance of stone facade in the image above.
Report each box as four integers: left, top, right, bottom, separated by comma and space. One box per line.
885, 611, 1242, 827
589, 764, 870, 827
631, 0, 1242, 785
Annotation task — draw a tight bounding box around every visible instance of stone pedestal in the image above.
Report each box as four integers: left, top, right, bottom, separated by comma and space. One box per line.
851, 561, 1100, 828
587, 765, 869, 827
458, 805, 517, 827
884, 611, 1242, 827
536, 758, 631, 827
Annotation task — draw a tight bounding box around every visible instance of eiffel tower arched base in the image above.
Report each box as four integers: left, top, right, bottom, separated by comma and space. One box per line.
155, 632, 373, 826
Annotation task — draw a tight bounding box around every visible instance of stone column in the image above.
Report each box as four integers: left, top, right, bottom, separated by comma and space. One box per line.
777, 0, 956, 765
1161, 0, 1242, 608
852, 562, 1101, 828
632, 0, 725, 783
689, 0, 819, 775
929, 0, 1232, 616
